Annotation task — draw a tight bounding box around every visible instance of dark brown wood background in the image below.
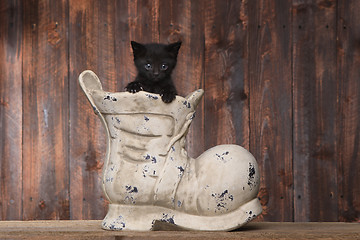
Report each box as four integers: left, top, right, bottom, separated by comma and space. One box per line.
0, 0, 359, 222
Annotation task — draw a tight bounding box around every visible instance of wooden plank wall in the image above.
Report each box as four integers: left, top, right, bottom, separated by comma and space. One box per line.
248, 0, 294, 221
0, 0, 359, 222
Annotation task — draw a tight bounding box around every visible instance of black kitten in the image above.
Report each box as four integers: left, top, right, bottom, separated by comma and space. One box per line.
125, 41, 181, 103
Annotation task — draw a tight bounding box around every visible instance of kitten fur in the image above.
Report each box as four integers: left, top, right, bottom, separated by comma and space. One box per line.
125, 41, 181, 103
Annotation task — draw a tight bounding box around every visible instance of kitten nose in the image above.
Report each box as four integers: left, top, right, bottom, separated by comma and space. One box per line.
154, 69, 159, 76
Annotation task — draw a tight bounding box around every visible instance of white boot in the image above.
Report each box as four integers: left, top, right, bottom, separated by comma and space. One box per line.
79, 70, 262, 231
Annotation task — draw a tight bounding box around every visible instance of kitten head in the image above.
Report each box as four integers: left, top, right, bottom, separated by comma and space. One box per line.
131, 41, 182, 82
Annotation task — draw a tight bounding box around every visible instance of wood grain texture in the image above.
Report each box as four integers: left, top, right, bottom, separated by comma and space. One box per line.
248, 0, 293, 221
0, 0, 23, 220
0, 221, 359, 240
69, 0, 116, 220
114, 0, 135, 92
158, 0, 205, 158
336, 0, 360, 222
204, 0, 250, 150
22, 0, 69, 220
292, 0, 338, 221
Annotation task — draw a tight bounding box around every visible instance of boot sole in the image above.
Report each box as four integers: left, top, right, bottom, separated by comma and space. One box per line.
102, 198, 262, 231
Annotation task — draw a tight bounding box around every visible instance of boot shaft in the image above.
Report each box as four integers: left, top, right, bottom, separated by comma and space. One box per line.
79, 70, 204, 205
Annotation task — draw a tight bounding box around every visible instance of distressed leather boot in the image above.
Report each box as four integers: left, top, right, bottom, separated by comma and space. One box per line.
79, 70, 262, 231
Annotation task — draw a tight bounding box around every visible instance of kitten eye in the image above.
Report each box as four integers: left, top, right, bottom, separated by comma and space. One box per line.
161, 64, 168, 71
145, 63, 152, 70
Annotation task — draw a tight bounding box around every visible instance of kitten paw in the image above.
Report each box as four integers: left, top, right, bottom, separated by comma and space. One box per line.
125, 82, 144, 93
161, 92, 176, 103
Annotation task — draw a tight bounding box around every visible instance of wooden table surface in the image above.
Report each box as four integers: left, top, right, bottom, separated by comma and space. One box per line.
0, 221, 358, 239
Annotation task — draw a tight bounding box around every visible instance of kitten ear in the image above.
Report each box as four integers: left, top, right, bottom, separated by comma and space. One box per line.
131, 41, 146, 58
167, 41, 182, 57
